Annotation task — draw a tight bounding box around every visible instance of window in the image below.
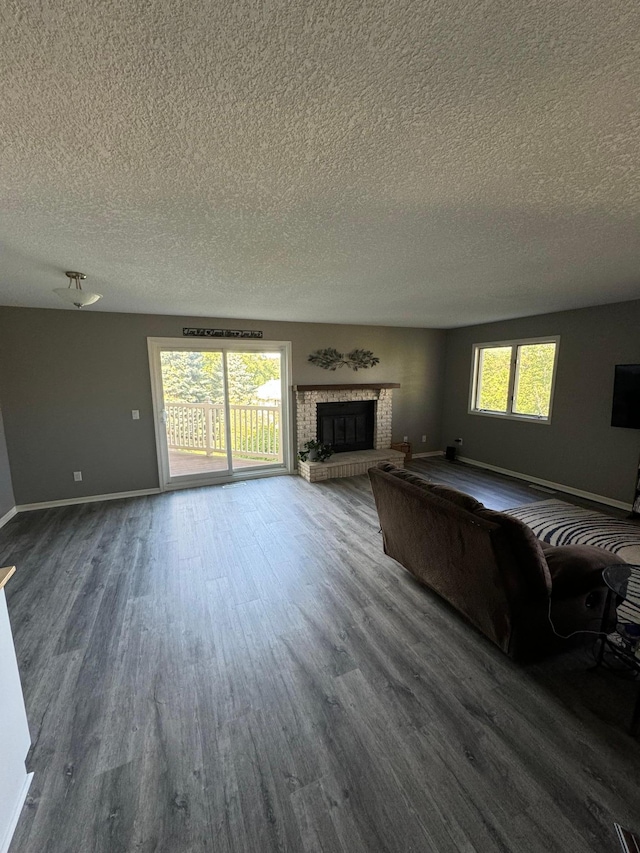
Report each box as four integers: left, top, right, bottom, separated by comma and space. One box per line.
470, 337, 559, 422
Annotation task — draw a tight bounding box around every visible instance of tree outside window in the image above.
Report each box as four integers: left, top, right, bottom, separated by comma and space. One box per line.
470, 337, 559, 422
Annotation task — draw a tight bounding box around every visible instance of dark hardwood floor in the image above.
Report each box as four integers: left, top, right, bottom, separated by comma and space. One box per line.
407, 455, 636, 516
1, 460, 639, 852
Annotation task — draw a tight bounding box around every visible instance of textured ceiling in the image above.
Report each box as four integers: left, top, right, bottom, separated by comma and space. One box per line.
1, 0, 640, 328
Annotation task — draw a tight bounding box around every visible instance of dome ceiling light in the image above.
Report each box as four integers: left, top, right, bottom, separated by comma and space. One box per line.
53, 271, 102, 308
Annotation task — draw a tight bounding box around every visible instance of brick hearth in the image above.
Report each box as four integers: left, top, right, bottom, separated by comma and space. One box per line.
297, 448, 405, 483
294, 383, 401, 481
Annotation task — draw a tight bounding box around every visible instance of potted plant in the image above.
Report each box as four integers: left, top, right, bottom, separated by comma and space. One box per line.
298, 438, 333, 463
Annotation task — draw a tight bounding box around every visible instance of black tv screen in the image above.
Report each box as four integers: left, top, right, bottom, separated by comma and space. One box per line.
611, 364, 640, 429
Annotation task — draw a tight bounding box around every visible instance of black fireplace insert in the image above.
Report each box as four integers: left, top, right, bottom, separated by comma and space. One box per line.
316, 400, 375, 453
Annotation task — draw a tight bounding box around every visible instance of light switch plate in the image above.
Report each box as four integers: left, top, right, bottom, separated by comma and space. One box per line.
132, 410, 140, 420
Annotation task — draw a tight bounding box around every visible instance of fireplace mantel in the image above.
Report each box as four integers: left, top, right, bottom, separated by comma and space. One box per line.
294, 383, 400, 391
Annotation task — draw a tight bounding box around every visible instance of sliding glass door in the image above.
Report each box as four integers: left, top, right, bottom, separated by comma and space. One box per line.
148, 338, 291, 489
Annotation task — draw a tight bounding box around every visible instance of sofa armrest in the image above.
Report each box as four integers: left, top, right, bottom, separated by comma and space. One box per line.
542, 543, 623, 598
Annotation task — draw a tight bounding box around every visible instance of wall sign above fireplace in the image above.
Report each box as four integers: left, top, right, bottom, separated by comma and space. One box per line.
308, 348, 379, 371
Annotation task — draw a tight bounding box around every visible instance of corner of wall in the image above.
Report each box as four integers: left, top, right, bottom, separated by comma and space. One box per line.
0, 403, 16, 521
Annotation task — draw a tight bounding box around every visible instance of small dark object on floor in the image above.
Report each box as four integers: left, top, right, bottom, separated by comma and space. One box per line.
445, 445, 456, 461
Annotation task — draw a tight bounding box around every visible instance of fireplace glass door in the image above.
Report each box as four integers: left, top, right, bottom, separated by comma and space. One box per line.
317, 400, 375, 453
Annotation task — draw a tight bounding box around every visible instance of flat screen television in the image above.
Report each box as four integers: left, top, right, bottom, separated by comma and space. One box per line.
611, 364, 640, 429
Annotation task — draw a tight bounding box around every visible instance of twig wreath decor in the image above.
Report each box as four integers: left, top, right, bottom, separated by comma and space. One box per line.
308, 348, 380, 371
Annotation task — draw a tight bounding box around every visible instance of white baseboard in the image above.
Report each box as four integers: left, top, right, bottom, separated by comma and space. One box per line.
0, 506, 17, 530
0, 772, 33, 853
411, 451, 443, 459
457, 455, 633, 512
16, 488, 161, 513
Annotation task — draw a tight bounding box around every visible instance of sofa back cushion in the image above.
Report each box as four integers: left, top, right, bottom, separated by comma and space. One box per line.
373, 463, 552, 604
428, 484, 485, 513
374, 462, 484, 512
476, 508, 552, 600
369, 465, 514, 651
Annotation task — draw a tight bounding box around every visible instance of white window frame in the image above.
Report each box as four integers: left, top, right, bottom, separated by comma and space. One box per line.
468, 336, 560, 424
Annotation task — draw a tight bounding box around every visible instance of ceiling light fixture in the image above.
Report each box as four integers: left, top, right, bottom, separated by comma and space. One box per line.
53, 271, 102, 309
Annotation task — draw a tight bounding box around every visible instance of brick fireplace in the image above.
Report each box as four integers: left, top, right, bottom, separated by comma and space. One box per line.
294, 383, 404, 482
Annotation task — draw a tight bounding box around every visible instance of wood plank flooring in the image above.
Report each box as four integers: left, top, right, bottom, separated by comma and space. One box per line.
1, 461, 639, 852
407, 455, 637, 516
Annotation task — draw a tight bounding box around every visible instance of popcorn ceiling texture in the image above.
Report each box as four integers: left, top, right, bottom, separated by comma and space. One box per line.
1, 0, 640, 326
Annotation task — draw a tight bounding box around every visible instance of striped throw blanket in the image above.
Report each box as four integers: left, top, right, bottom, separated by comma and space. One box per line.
506, 499, 640, 565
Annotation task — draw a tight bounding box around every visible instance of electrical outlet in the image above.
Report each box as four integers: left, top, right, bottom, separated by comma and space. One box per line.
132, 409, 140, 420
421, 435, 426, 443
403, 435, 408, 442
455, 438, 463, 446
73, 471, 82, 482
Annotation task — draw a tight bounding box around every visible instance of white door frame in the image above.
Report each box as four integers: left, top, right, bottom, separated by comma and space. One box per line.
147, 337, 294, 491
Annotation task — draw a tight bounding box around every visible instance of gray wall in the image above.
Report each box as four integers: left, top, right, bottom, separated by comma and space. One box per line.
0, 307, 445, 504
0, 399, 15, 517
441, 299, 640, 504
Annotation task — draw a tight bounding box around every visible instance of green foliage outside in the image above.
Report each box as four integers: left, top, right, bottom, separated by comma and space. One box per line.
161, 351, 223, 403
476, 343, 556, 417
160, 351, 282, 460
476, 347, 511, 412
513, 343, 556, 417
160, 351, 280, 405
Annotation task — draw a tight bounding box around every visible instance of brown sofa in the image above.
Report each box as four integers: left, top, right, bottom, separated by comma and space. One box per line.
369, 462, 620, 660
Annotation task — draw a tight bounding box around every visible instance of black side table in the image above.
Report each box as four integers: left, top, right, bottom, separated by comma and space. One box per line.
595, 564, 640, 736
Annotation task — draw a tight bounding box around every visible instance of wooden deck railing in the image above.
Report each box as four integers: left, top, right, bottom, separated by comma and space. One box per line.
166, 403, 281, 459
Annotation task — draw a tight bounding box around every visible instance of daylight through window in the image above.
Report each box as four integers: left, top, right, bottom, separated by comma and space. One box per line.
470, 337, 559, 422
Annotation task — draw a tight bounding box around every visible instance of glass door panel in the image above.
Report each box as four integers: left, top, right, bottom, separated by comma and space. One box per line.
160, 349, 230, 478
150, 339, 289, 489
226, 351, 283, 471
